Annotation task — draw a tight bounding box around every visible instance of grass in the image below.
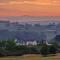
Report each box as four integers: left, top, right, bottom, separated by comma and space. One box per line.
0, 54, 60, 60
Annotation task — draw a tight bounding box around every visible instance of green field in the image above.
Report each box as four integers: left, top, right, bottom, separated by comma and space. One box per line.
0, 54, 60, 60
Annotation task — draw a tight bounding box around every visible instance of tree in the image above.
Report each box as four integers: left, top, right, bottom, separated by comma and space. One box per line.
40, 44, 49, 56
49, 43, 58, 55
6, 40, 16, 51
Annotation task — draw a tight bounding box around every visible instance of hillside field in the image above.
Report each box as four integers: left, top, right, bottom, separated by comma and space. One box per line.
0, 54, 60, 60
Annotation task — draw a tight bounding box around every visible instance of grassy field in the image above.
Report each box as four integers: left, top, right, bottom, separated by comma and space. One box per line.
0, 54, 60, 60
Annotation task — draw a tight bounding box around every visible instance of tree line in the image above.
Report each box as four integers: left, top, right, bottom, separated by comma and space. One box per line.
0, 40, 58, 57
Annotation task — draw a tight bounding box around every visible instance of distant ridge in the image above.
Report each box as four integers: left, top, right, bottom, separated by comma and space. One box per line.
0, 16, 60, 23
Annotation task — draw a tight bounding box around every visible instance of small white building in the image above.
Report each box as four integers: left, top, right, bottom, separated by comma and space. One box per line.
26, 41, 37, 46
14, 38, 37, 46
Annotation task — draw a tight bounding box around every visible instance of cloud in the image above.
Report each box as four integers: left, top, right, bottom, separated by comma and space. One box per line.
0, 0, 35, 2
0, 3, 7, 5
0, 0, 35, 5
0, 0, 60, 16
8, 1, 60, 6
9, 1, 24, 5
0, 0, 14, 3
0, 7, 16, 12
0, 0, 60, 6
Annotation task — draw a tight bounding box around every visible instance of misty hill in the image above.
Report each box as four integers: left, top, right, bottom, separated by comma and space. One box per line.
0, 16, 60, 42
0, 16, 60, 24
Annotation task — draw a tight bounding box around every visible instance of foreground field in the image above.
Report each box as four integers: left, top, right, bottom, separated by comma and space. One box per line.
0, 54, 60, 60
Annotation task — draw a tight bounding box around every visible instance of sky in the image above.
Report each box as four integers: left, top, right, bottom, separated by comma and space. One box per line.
0, 0, 60, 16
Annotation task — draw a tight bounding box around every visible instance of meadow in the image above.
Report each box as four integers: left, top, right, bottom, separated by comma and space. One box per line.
0, 54, 60, 60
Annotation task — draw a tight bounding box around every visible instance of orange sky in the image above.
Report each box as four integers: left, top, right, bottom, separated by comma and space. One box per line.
0, 0, 60, 16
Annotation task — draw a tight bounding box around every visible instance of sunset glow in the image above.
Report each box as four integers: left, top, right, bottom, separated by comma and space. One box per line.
0, 0, 60, 16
